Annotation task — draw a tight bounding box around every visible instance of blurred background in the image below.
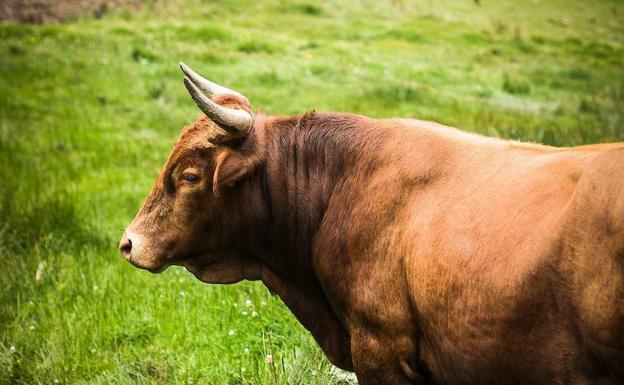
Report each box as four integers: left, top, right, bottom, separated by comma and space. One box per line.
0, 0, 622, 384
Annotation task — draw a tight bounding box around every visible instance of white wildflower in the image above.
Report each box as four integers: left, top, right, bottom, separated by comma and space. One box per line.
243, 347, 250, 354
251, 311, 258, 318
35, 261, 45, 282
244, 299, 253, 307
242, 311, 248, 316
265, 354, 273, 364
9, 345, 16, 353
228, 330, 235, 336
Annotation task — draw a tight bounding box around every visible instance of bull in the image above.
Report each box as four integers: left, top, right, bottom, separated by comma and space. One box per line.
119, 63, 624, 384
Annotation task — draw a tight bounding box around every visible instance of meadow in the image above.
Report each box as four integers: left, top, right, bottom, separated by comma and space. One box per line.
0, 0, 623, 384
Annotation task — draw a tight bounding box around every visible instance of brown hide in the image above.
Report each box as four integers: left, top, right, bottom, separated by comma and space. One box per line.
122, 109, 624, 385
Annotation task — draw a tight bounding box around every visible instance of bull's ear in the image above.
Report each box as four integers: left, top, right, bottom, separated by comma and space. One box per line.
212, 148, 256, 196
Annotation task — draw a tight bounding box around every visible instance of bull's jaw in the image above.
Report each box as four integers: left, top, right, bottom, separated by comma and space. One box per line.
182, 252, 262, 284
146, 264, 169, 274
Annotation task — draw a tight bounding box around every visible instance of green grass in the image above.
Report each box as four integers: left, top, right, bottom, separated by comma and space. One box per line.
1, 0, 623, 383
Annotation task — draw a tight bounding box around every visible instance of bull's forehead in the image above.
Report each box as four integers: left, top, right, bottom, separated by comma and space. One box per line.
166, 116, 223, 164
175, 116, 221, 149
154, 116, 222, 184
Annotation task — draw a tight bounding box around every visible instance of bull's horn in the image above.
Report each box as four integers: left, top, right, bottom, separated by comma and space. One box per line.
179, 62, 249, 104
183, 77, 253, 135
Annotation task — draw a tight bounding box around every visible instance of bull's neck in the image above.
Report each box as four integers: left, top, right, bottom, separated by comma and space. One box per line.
233, 112, 396, 370
249, 112, 379, 281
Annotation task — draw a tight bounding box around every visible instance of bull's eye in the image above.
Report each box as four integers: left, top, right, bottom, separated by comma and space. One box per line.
182, 169, 199, 183
183, 173, 198, 182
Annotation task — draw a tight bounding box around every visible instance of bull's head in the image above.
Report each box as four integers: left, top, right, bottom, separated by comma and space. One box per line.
120, 64, 355, 370
119, 63, 263, 283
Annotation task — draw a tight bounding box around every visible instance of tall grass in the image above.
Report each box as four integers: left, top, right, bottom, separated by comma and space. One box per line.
1, 0, 623, 384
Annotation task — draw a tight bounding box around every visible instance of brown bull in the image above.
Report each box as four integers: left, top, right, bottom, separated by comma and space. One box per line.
119, 63, 624, 385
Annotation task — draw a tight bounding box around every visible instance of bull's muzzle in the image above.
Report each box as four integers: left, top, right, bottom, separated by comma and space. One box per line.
119, 228, 145, 265
119, 228, 167, 273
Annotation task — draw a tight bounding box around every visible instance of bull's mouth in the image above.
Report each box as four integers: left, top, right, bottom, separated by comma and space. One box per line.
126, 255, 169, 274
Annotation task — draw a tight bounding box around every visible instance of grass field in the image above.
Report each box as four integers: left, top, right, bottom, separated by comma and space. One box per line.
1, 0, 623, 384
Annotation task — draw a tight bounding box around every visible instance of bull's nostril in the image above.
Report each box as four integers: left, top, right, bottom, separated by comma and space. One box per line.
119, 238, 132, 256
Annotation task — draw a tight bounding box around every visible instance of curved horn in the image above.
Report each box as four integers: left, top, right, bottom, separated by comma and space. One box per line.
183, 77, 252, 136
179, 62, 249, 104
